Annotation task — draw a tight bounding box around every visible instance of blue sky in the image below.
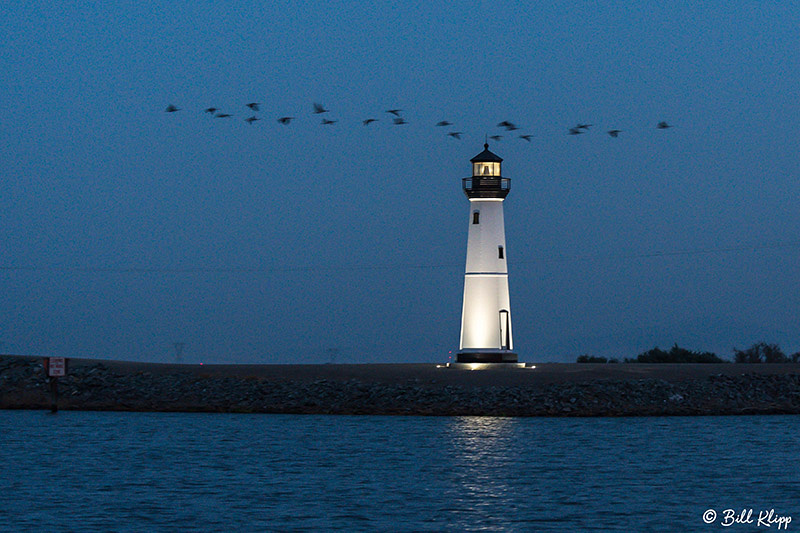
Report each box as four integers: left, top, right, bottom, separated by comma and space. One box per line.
1, 1, 798, 363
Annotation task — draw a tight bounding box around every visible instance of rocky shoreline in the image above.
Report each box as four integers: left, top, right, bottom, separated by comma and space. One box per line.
2, 355, 800, 417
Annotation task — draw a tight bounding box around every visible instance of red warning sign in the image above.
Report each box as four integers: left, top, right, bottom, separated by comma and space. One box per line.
47, 357, 66, 377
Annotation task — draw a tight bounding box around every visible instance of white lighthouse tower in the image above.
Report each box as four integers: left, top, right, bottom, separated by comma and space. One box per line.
457, 144, 517, 363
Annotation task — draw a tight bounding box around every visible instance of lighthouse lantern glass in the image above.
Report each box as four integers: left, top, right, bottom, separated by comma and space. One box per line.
473, 161, 500, 177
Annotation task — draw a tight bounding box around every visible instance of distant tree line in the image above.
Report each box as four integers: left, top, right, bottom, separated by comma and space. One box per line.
731, 342, 800, 364
576, 342, 800, 364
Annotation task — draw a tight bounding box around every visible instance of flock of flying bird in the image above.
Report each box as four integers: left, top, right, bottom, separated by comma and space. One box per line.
164, 102, 673, 141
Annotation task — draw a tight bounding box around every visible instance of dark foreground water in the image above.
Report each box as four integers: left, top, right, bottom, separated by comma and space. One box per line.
1, 412, 798, 532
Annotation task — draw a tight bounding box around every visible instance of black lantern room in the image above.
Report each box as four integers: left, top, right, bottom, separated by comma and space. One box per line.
462, 144, 511, 199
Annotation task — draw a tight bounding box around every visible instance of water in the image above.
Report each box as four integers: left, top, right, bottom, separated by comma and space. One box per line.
1, 411, 798, 532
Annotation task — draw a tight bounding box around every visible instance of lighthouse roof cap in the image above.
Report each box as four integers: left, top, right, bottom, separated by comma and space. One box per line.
470, 143, 503, 163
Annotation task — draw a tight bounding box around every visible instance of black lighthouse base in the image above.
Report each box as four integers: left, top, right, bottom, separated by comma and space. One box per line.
457, 350, 518, 363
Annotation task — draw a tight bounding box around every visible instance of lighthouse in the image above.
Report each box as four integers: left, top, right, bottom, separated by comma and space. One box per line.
457, 144, 517, 363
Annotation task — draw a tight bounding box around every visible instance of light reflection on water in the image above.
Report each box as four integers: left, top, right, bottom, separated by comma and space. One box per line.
0, 411, 798, 532
444, 417, 518, 524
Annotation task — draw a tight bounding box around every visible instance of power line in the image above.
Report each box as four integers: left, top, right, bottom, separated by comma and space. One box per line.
1, 240, 798, 275
523, 240, 800, 266
0, 262, 459, 274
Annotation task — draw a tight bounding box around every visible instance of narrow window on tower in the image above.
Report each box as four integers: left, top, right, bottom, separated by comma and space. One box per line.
472, 211, 480, 224
498, 246, 504, 259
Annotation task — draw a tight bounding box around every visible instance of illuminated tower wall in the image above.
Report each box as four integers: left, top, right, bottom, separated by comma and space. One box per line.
458, 144, 517, 363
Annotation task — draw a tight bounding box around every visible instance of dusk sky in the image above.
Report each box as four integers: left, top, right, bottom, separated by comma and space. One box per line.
2, 1, 798, 363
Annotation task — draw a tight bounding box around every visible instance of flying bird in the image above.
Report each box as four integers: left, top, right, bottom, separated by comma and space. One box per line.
393, 117, 407, 125
245, 116, 259, 124
607, 129, 621, 137
448, 132, 463, 139
657, 121, 671, 129
321, 118, 337, 125
576, 123, 592, 130
436, 120, 452, 127
204, 107, 218, 114
313, 103, 328, 114
246, 103, 260, 111
568, 127, 583, 135
386, 109, 402, 116
362, 118, 378, 125
277, 116, 294, 125
165, 104, 180, 112
497, 120, 518, 131
215, 113, 232, 118
489, 135, 502, 141
519, 134, 533, 142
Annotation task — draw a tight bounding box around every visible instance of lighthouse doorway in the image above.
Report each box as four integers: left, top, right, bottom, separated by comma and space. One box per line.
499, 309, 510, 350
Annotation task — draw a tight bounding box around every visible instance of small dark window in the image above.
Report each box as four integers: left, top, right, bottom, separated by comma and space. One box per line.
498, 246, 504, 259
472, 211, 480, 224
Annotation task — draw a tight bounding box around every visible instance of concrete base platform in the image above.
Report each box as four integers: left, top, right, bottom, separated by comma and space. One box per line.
456, 350, 518, 363
444, 362, 530, 370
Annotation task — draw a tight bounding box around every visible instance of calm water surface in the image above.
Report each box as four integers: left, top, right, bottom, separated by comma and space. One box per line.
0, 411, 797, 532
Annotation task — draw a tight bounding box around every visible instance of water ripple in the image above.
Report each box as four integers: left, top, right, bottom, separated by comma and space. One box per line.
1, 412, 798, 531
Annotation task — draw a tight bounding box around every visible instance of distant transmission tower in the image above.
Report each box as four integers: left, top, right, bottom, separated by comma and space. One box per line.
173, 342, 185, 363
327, 347, 340, 364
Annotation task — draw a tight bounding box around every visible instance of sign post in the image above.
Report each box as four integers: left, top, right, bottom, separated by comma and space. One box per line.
43, 357, 67, 413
